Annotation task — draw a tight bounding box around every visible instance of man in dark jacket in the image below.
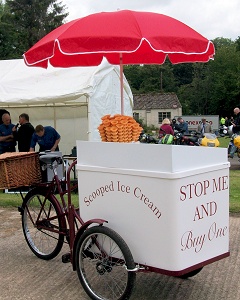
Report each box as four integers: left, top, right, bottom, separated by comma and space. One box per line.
231, 108, 240, 134
12, 113, 35, 152
228, 107, 240, 158
177, 117, 189, 134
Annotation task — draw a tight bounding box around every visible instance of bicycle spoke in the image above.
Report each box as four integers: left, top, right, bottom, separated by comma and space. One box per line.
76, 226, 136, 300
22, 188, 64, 260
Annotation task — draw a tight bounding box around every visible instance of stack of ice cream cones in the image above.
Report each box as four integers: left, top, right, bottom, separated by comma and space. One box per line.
98, 114, 143, 143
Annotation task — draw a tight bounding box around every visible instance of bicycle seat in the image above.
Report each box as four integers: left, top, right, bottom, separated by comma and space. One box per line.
39, 154, 62, 165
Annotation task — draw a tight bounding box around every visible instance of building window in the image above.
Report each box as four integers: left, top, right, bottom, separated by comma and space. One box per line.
158, 112, 171, 123
133, 112, 139, 121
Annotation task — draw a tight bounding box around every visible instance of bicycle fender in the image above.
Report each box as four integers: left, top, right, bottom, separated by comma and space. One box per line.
72, 218, 107, 270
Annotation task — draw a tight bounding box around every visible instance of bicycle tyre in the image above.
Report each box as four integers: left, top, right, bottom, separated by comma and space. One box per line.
177, 267, 203, 279
22, 188, 64, 260
75, 226, 136, 300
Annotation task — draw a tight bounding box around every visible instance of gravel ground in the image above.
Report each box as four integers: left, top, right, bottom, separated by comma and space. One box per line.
0, 207, 240, 300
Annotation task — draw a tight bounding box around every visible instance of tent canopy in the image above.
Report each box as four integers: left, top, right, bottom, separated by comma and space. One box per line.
0, 58, 133, 106
0, 58, 133, 154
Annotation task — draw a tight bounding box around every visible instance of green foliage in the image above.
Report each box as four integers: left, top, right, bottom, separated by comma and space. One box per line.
0, 1, 18, 58
124, 63, 177, 94
0, 0, 68, 59
207, 39, 240, 116
236, 36, 240, 51
172, 63, 194, 86
125, 37, 240, 117
134, 118, 158, 133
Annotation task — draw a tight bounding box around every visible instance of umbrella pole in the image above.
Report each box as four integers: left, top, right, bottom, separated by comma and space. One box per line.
120, 53, 124, 115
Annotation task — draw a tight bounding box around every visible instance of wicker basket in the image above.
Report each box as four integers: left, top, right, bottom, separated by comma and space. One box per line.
0, 152, 42, 189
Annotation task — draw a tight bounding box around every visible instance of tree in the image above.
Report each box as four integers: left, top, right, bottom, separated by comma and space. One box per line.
207, 38, 240, 116
177, 38, 240, 116
236, 36, 240, 52
172, 63, 194, 86
0, 0, 68, 59
213, 37, 235, 49
124, 63, 177, 94
0, 1, 19, 58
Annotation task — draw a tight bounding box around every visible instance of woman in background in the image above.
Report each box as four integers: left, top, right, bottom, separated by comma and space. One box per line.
159, 118, 174, 138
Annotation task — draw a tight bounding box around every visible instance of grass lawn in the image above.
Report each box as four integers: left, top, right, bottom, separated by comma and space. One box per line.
218, 136, 231, 148
229, 170, 240, 213
218, 136, 240, 212
0, 171, 239, 213
0, 190, 79, 208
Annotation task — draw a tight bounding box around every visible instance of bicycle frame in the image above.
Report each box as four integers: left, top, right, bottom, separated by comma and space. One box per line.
19, 155, 107, 269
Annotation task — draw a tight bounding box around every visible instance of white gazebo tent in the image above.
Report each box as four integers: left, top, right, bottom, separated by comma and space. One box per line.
0, 58, 133, 155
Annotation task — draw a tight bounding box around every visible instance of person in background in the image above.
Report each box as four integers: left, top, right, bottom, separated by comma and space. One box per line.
0, 113, 16, 154
228, 107, 240, 158
159, 118, 174, 138
228, 116, 234, 134
30, 124, 61, 152
220, 116, 225, 125
225, 117, 230, 127
177, 117, 189, 134
0, 109, 10, 125
197, 117, 212, 134
230, 116, 234, 124
12, 113, 35, 152
170, 118, 179, 131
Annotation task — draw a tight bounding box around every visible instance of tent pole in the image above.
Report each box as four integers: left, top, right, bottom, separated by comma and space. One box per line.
87, 96, 92, 141
53, 104, 56, 128
120, 53, 124, 115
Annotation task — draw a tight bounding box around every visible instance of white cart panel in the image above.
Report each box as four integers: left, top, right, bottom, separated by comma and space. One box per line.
76, 141, 229, 272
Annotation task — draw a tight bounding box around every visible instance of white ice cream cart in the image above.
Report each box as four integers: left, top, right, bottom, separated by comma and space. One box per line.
76, 141, 230, 276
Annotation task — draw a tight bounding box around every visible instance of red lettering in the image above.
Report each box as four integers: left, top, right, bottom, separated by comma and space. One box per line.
180, 186, 187, 201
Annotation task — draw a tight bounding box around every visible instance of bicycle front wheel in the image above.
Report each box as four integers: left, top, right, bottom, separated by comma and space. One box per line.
22, 188, 65, 260
75, 226, 136, 300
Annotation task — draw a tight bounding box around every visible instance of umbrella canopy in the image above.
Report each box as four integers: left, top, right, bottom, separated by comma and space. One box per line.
23, 10, 215, 114
23, 10, 215, 68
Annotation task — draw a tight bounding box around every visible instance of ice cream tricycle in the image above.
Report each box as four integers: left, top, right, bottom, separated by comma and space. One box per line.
12, 136, 229, 300
18, 8, 224, 300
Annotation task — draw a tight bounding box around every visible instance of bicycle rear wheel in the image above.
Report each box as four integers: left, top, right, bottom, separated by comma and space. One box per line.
177, 267, 203, 279
22, 188, 65, 260
75, 226, 136, 300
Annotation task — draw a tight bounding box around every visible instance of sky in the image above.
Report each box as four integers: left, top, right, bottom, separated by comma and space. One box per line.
63, 0, 239, 41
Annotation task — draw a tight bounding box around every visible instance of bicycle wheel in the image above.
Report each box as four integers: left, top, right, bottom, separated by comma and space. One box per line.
177, 267, 203, 279
22, 188, 65, 260
75, 226, 136, 300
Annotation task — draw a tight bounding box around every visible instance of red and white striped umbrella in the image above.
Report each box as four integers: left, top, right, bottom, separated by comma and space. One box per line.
23, 10, 215, 113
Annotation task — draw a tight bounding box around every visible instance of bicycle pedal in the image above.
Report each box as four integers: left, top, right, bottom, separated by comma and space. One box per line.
62, 253, 71, 263
18, 206, 24, 215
